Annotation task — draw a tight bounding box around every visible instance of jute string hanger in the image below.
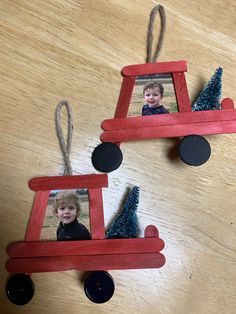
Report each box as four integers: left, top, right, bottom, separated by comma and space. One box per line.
55, 100, 73, 176
146, 4, 166, 63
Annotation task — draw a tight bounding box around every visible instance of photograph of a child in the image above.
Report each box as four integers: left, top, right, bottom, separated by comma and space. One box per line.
128, 73, 178, 116
54, 190, 91, 241
142, 81, 169, 115
41, 189, 91, 241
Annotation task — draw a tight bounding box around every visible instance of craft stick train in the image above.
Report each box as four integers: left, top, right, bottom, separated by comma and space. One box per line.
5, 174, 165, 305
91, 60, 236, 172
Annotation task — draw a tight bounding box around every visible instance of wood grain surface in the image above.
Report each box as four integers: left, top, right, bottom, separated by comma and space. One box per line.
0, 1, 235, 313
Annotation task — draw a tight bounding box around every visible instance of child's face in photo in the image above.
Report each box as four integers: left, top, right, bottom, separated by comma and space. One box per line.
56, 202, 77, 224
144, 87, 162, 108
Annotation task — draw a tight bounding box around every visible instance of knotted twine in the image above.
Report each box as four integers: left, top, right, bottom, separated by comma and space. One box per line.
55, 100, 73, 176
146, 4, 166, 63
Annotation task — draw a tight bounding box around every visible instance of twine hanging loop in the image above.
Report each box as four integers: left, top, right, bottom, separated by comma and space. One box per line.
146, 4, 166, 63
55, 100, 73, 176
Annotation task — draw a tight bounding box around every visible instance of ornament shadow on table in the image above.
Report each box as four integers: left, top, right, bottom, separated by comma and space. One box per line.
5, 100, 166, 306
91, 5, 236, 172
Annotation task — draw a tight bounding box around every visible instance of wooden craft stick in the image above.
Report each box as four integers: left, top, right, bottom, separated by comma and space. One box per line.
221, 98, 235, 109
102, 107, 236, 131
29, 174, 108, 191
6, 252, 166, 273
25, 191, 50, 241
145, 225, 159, 237
101, 120, 236, 143
114, 76, 136, 119
172, 72, 191, 112
7, 237, 165, 258
122, 60, 187, 76
88, 188, 106, 239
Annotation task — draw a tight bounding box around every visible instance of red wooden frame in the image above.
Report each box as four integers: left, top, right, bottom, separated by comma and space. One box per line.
25, 174, 108, 242
100, 61, 235, 144
6, 174, 166, 274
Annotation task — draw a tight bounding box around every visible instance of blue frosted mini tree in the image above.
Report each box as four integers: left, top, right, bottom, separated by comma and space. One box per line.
192, 67, 223, 111
106, 186, 140, 239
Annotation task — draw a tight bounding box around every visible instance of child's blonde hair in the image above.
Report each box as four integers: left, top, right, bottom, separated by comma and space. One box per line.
53, 190, 81, 215
143, 81, 164, 96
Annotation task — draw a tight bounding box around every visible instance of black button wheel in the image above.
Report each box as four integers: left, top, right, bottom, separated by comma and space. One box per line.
84, 271, 115, 303
6, 274, 35, 305
178, 135, 211, 166
92, 142, 123, 172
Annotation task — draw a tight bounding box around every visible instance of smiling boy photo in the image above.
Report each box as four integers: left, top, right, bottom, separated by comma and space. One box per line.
53, 190, 91, 241
142, 81, 169, 115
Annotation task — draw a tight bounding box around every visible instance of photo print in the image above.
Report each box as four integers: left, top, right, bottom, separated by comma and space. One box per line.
128, 73, 178, 117
40, 188, 90, 240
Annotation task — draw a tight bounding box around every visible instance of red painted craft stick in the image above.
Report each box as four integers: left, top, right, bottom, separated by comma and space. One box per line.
172, 72, 191, 112
6, 252, 166, 273
101, 120, 236, 142
101, 107, 236, 131
29, 174, 108, 191
122, 61, 187, 77
145, 225, 159, 237
7, 237, 165, 258
221, 98, 235, 109
114, 76, 136, 119
25, 191, 50, 241
88, 189, 105, 239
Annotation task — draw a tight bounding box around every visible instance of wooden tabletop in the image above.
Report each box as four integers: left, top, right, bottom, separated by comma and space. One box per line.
1, 1, 235, 313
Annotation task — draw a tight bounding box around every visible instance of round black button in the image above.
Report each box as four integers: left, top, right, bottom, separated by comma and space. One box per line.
92, 142, 123, 172
84, 271, 115, 303
6, 274, 35, 305
178, 135, 211, 166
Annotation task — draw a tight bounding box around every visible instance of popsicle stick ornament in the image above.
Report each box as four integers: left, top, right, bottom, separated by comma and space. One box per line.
91, 5, 236, 172
5, 100, 166, 305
